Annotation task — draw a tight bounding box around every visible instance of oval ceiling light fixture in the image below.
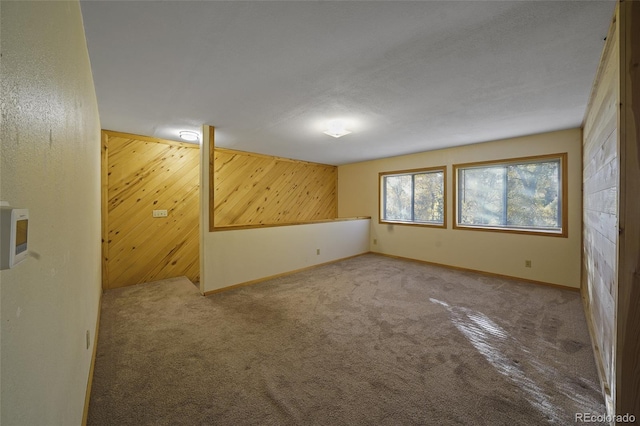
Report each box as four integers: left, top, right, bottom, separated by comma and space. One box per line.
323, 119, 352, 138
179, 130, 200, 142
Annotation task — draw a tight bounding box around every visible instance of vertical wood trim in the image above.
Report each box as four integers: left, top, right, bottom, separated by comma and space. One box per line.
616, 0, 640, 419
614, 0, 624, 414
208, 126, 215, 232
335, 169, 339, 218
199, 125, 213, 294
562, 152, 569, 238
101, 131, 110, 290
452, 164, 457, 230
580, 126, 585, 292
443, 165, 448, 229
81, 294, 101, 426
378, 169, 382, 224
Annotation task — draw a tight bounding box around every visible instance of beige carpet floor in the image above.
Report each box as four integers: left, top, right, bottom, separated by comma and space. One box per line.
88, 254, 605, 425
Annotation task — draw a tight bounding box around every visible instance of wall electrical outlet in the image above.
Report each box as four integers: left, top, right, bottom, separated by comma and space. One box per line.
152, 209, 168, 218
316, 249, 320, 255
373, 239, 377, 245
86, 330, 91, 350
525, 260, 532, 268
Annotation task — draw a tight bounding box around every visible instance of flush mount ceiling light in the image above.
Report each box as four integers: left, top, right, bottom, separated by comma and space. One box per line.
179, 131, 199, 142
323, 119, 352, 138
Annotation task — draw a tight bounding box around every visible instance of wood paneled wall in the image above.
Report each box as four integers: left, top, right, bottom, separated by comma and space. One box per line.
211, 147, 337, 229
102, 130, 200, 289
582, 10, 618, 404
583, 2, 640, 418
616, 0, 640, 418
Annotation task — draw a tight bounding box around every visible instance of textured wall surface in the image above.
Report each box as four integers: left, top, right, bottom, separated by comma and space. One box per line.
0, 1, 102, 424
204, 219, 370, 293
338, 129, 582, 288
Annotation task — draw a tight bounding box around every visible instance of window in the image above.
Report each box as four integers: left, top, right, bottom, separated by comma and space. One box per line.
380, 167, 446, 227
453, 153, 567, 236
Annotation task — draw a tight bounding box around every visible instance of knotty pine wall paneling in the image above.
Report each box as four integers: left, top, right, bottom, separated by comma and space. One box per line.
211, 147, 337, 229
582, 10, 618, 408
102, 131, 200, 289
582, 2, 640, 417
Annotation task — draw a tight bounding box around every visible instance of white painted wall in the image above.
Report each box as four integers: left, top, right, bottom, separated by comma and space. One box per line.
0, 2, 102, 424
203, 220, 370, 292
200, 126, 369, 293
338, 129, 582, 288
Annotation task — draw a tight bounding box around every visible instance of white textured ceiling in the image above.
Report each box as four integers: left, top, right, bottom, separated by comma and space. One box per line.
81, 1, 614, 165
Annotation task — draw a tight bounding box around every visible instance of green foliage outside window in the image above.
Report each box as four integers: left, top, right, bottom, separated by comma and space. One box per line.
381, 169, 444, 225
456, 156, 563, 233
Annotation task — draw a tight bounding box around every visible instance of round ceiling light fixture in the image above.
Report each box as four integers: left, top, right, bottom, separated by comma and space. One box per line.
179, 131, 200, 142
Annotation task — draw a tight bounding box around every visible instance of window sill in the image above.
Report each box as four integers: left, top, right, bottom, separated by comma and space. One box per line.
379, 220, 446, 229
453, 224, 566, 238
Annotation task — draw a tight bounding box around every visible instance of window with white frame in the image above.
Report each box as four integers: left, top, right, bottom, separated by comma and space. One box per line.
379, 167, 446, 227
453, 153, 567, 236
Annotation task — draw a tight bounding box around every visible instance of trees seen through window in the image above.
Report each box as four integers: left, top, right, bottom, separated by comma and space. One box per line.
380, 167, 445, 227
454, 154, 566, 236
